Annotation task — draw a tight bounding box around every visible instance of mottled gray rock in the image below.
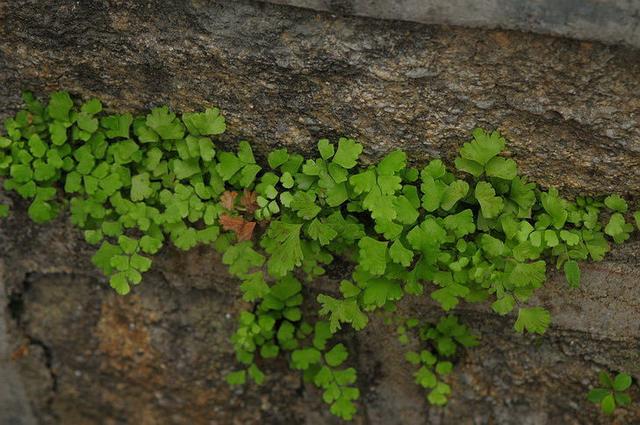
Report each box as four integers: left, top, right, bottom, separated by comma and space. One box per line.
0, 273, 37, 425
264, 0, 640, 49
1, 1, 639, 424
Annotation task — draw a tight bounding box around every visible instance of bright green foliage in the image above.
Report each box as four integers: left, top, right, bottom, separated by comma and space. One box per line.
604, 195, 628, 213
1, 92, 638, 421
587, 371, 633, 415
399, 315, 478, 405
262, 221, 303, 277
514, 307, 551, 334
563, 260, 581, 288
605, 213, 633, 243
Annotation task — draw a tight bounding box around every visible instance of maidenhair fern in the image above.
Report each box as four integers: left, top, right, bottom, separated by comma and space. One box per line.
1, 91, 638, 419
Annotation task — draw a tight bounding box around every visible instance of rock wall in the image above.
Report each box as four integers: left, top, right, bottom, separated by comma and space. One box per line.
1, 1, 639, 424
264, 0, 640, 48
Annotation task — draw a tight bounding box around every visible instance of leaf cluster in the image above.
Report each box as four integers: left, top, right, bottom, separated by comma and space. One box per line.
1, 92, 638, 421
587, 371, 634, 415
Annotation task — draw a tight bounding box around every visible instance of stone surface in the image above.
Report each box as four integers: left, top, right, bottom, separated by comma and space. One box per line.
265, 0, 640, 49
1, 0, 639, 424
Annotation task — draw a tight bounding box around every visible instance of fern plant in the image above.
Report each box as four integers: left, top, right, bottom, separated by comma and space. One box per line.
0, 91, 638, 420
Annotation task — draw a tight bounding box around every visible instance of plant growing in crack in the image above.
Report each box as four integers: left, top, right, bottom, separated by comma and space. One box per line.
1, 91, 638, 420
588, 371, 634, 415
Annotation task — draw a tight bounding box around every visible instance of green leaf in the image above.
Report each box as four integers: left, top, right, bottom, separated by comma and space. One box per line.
514, 307, 551, 334
540, 188, 568, 229
325, 343, 349, 367
458, 128, 505, 166
492, 294, 515, 315
443, 209, 476, 238
405, 351, 421, 365
182, 108, 226, 136
601, 393, 616, 415
394, 195, 419, 224
350, 169, 376, 194
270, 275, 301, 301
615, 392, 632, 407
480, 234, 504, 257
222, 241, 265, 277
91, 242, 122, 275
268, 148, 289, 169
362, 278, 402, 308
49, 121, 67, 145
358, 237, 388, 276
332, 138, 362, 169
604, 194, 628, 213
109, 273, 130, 295
216, 152, 243, 180
27, 200, 55, 223
599, 371, 614, 388
415, 366, 437, 388
377, 150, 406, 175
225, 370, 246, 385
77, 112, 98, 133
146, 106, 184, 140
475, 181, 504, 218
318, 139, 335, 160
330, 396, 358, 420
173, 227, 198, 250
431, 284, 468, 311
510, 261, 546, 288
613, 373, 632, 392
308, 218, 338, 245
248, 364, 265, 385
485, 156, 517, 180
81, 98, 102, 115
389, 239, 414, 267
262, 221, 303, 278
173, 158, 200, 180
440, 180, 469, 211
427, 382, 451, 406
290, 191, 321, 220
563, 260, 580, 288
48, 91, 74, 121
28, 135, 47, 158
605, 213, 632, 243
198, 137, 216, 162
139, 235, 163, 254
587, 388, 610, 403
239, 273, 270, 302
339, 280, 361, 298
291, 348, 322, 370
130, 173, 153, 201
435, 361, 453, 376
317, 294, 368, 332
101, 113, 133, 139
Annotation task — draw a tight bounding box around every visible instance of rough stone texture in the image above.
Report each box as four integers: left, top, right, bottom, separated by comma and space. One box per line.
264, 0, 640, 49
1, 1, 639, 424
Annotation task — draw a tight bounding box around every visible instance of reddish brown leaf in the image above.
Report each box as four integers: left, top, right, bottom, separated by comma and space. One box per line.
219, 214, 256, 242
219, 214, 245, 232
240, 190, 258, 214
237, 221, 256, 242
220, 191, 238, 210
11, 344, 29, 361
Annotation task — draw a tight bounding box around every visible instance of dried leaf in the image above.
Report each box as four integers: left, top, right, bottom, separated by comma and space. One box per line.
237, 221, 256, 241
11, 344, 29, 361
220, 214, 244, 232
220, 191, 238, 210
240, 189, 258, 213
220, 214, 256, 241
